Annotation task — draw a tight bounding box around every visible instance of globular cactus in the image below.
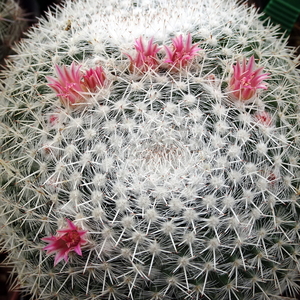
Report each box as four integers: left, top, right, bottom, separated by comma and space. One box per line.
0, 0, 300, 299
0, 0, 29, 66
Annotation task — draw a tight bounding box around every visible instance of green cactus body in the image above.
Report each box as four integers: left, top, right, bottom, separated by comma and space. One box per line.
0, 0, 299, 299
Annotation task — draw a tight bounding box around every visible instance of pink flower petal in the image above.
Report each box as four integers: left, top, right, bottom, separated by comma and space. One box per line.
164, 33, 201, 68
47, 63, 106, 107
229, 56, 270, 101
54, 250, 69, 266
124, 36, 160, 72
42, 219, 87, 266
74, 244, 83, 256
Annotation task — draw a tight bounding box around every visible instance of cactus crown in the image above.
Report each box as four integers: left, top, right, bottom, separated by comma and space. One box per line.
0, 0, 299, 299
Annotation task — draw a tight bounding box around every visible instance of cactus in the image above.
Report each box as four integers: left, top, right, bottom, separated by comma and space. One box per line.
0, 0, 300, 299
0, 0, 29, 66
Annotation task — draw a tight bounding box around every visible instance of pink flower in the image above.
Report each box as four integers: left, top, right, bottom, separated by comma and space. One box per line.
125, 37, 160, 72
164, 33, 201, 68
229, 56, 270, 101
47, 62, 85, 107
42, 219, 87, 266
47, 63, 106, 107
49, 114, 59, 126
83, 66, 106, 91
254, 111, 272, 126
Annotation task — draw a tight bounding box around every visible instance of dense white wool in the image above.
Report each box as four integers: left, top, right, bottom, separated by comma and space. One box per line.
0, 0, 300, 299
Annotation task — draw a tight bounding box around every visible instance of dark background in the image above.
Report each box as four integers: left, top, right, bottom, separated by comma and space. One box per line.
18, 0, 61, 20
247, 0, 300, 57
0, 0, 299, 299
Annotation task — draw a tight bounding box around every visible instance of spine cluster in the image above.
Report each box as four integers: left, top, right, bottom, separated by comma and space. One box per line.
0, 0, 299, 299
